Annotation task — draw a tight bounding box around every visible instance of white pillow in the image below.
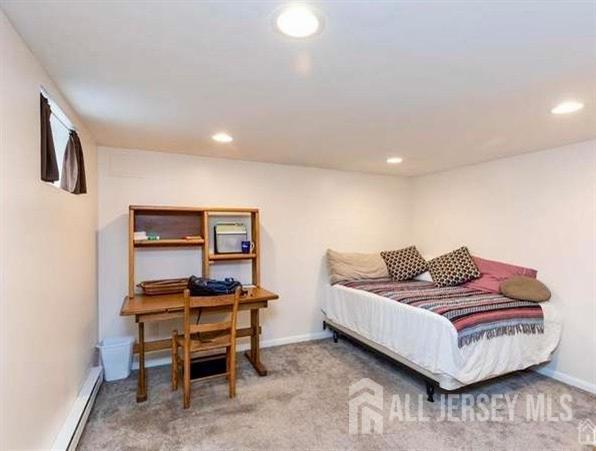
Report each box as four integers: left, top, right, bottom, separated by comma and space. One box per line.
415, 271, 432, 282
326, 249, 389, 284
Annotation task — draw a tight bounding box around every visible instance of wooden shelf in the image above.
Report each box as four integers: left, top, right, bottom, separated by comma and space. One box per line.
130, 205, 205, 212
129, 205, 260, 298
121, 287, 279, 316
205, 207, 259, 213
130, 205, 258, 213
206, 211, 252, 217
209, 253, 256, 261
134, 238, 204, 248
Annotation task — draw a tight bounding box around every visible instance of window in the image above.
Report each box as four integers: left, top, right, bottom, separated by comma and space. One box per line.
45, 94, 73, 187
40, 88, 87, 194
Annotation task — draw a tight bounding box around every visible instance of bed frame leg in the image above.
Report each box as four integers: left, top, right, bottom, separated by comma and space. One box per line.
332, 330, 339, 343
425, 381, 435, 402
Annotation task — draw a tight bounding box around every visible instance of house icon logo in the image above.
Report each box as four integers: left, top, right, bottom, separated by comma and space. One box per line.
348, 378, 384, 435
578, 419, 596, 445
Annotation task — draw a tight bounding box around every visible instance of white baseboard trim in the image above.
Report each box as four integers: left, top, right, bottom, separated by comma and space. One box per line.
134, 330, 332, 370
260, 330, 332, 348
52, 366, 103, 451
533, 366, 596, 395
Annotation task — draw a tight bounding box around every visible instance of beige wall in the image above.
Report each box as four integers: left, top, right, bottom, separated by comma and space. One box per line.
411, 140, 596, 391
98, 146, 410, 353
0, 11, 98, 449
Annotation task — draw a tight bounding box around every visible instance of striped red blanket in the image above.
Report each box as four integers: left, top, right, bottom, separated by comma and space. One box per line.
339, 278, 544, 347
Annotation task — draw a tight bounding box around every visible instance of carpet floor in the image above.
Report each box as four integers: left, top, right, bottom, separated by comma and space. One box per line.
79, 338, 595, 450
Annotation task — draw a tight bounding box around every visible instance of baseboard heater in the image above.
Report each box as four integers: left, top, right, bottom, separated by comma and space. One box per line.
52, 366, 103, 450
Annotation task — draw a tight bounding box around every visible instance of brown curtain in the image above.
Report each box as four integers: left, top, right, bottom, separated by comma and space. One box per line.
40, 94, 59, 182
60, 130, 87, 194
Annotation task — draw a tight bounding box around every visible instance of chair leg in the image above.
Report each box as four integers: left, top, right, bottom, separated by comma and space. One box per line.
183, 342, 191, 409
228, 346, 236, 399
171, 331, 178, 391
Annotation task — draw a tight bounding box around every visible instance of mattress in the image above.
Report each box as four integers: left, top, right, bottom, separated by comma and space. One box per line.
322, 283, 562, 389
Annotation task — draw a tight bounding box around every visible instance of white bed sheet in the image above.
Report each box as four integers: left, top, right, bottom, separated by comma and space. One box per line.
323, 284, 562, 389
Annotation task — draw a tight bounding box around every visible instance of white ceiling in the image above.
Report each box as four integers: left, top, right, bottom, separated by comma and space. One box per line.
2, 0, 595, 176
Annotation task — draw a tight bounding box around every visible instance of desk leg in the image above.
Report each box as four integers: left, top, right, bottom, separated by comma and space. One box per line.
137, 321, 147, 402
244, 309, 267, 376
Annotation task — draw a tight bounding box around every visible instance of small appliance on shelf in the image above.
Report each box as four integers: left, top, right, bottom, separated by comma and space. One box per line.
214, 222, 247, 254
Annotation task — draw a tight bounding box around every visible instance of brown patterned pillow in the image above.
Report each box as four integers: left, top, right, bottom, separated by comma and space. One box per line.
428, 247, 480, 287
381, 246, 428, 281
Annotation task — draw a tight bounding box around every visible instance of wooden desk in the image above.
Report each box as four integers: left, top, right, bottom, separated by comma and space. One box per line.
121, 287, 279, 402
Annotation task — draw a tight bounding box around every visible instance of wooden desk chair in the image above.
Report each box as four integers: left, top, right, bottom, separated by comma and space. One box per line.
171, 288, 240, 409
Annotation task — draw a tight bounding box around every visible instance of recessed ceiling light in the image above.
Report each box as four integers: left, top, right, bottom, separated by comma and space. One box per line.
276, 4, 321, 38
551, 101, 584, 115
212, 132, 233, 143
386, 157, 403, 164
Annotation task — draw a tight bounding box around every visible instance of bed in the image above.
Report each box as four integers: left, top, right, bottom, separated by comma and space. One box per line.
322, 278, 561, 400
